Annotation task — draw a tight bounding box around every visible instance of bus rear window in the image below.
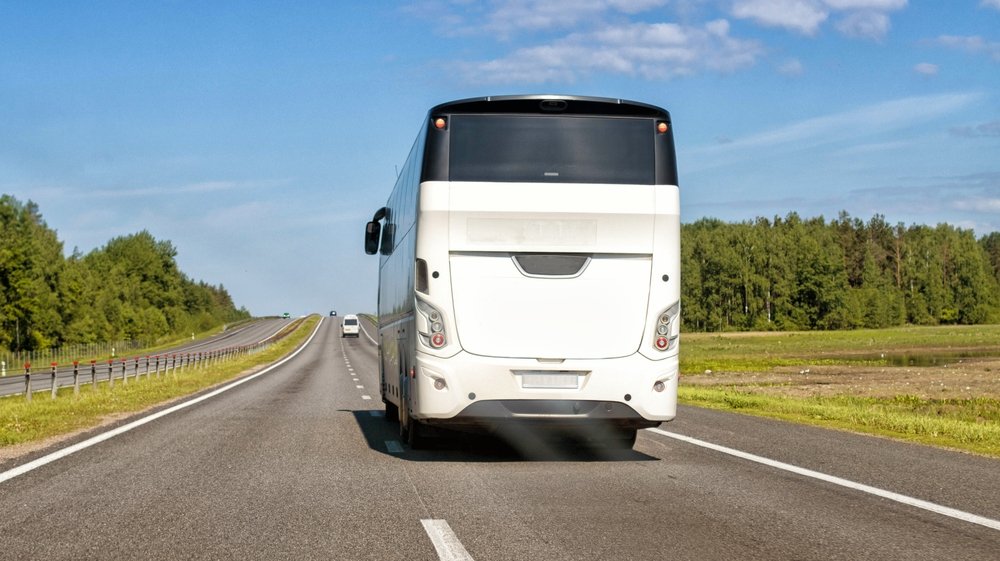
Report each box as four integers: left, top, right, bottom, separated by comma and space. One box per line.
448, 115, 654, 185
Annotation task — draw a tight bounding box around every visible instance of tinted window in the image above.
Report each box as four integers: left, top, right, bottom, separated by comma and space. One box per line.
449, 115, 654, 184
345, 318, 358, 326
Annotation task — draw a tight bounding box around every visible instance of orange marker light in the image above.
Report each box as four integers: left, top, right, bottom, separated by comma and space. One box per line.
657, 122, 669, 134
434, 117, 447, 129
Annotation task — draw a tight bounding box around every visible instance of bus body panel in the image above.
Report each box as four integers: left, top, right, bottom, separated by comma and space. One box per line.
448, 182, 656, 253
449, 253, 652, 359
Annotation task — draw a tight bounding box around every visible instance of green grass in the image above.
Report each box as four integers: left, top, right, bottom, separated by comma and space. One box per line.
678, 324, 1000, 456
0, 315, 319, 448
679, 386, 1000, 457
681, 324, 1000, 374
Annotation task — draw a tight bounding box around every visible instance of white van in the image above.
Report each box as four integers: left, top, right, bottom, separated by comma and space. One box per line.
341, 314, 360, 338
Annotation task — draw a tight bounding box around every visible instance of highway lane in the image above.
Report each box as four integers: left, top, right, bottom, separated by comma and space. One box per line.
0, 318, 292, 398
1, 318, 997, 560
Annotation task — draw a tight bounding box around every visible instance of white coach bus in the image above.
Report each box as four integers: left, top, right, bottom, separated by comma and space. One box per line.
364, 95, 680, 449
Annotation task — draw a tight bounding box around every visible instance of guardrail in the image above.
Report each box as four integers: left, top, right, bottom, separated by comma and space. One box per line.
5, 318, 303, 402
1, 339, 151, 378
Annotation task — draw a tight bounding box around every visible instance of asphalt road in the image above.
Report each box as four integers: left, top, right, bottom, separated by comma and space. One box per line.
0, 318, 293, 398
1, 317, 997, 560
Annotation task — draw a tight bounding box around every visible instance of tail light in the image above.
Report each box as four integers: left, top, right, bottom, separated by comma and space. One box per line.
652, 302, 679, 352
416, 298, 448, 350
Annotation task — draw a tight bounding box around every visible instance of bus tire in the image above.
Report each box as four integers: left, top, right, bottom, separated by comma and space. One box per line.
384, 400, 398, 423
406, 416, 427, 449
610, 428, 638, 449
399, 398, 426, 449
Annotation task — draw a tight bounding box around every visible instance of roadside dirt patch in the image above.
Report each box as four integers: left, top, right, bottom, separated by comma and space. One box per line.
683, 357, 1000, 400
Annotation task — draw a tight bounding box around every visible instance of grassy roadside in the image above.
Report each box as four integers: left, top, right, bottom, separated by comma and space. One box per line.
679, 324, 1000, 458
681, 324, 1000, 374
0, 315, 319, 449
679, 387, 1000, 457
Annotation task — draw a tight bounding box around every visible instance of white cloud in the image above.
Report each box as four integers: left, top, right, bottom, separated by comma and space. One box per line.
729, 0, 906, 38
822, 0, 906, 9
914, 62, 939, 76
980, 0, 1000, 11
949, 120, 1000, 138
778, 58, 805, 75
835, 11, 890, 40
933, 35, 1000, 62
454, 0, 668, 38
458, 19, 763, 83
953, 197, 1000, 213
686, 92, 981, 168
729, 0, 828, 35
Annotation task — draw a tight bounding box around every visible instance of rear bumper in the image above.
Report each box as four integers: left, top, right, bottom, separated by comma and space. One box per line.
428, 399, 660, 432
410, 349, 678, 426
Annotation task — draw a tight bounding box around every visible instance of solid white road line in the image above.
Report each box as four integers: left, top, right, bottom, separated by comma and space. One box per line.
0, 319, 325, 485
647, 428, 1000, 532
421, 519, 475, 561
359, 321, 378, 346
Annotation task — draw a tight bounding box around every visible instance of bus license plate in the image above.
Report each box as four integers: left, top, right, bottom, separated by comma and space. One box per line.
519, 371, 580, 389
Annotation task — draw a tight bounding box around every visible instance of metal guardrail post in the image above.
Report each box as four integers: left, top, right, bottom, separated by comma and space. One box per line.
73, 361, 80, 396
24, 362, 31, 402
50, 362, 58, 399
121, 359, 127, 386
107, 360, 114, 389
91, 360, 97, 388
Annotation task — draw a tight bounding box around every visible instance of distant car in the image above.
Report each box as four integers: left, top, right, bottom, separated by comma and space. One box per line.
282, 312, 290, 319
341, 314, 360, 337
330, 310, 337, 317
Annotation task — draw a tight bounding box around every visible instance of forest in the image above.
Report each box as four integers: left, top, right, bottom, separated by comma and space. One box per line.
1, 195, 249, 352
4, 195, 1000, 350
682, 212, 1000, 331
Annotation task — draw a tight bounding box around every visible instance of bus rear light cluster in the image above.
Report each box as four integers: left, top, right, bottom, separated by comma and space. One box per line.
417, 298, 448, 350
653, 302, 679, 352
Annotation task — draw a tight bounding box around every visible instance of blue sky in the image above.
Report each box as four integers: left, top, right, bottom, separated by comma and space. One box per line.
2, 1, 999, 316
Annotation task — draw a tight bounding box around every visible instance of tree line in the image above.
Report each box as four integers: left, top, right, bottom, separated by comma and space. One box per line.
1, 195, 249, 352
681, 212, 1000, 331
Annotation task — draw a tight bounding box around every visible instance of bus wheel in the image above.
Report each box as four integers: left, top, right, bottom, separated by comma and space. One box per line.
384, 400, 398, 423
399, 397, 427, 449
407, 416, 427, 449
605, 428, 638, 450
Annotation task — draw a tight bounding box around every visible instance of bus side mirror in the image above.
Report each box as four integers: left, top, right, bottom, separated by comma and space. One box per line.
364, 221, 381, 255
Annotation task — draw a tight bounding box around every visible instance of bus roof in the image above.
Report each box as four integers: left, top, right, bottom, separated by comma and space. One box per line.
429, 94, 670, 121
